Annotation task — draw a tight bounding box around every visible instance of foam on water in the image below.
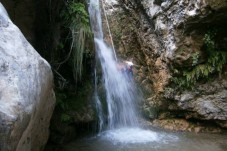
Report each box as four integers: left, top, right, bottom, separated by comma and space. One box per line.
100, 128, 165, 144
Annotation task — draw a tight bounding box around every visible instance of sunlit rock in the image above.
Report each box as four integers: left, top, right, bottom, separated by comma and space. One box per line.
0, 3, 55, 151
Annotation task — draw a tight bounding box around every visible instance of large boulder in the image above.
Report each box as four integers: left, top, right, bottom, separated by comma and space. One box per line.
0, 3, 55, 151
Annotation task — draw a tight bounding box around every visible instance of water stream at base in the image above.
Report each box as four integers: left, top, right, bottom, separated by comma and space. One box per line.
63, 130, 227, 151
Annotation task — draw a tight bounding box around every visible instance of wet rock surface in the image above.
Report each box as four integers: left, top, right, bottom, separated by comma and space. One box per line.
172, 75, 227, 127
106, 0, 227, 131
152, 119, 222, 133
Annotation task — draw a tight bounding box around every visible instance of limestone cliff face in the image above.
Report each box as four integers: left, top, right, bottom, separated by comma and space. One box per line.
105, 0, 227, 130
0, 3, 55, 151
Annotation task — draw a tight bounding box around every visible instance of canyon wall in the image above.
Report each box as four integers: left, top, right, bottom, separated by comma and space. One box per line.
104, 0, 227, 131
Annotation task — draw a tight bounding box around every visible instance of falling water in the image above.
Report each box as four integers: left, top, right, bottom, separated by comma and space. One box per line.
88, 0, 170, 144
89, 0, 140, 131
94, 69, 104, 132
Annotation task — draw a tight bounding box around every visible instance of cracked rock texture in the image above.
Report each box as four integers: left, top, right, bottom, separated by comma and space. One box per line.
104, 0, 227, 130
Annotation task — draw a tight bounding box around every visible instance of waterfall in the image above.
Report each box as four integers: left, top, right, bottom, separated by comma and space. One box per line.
89, 0, 140, 131
94, 69, 104, 132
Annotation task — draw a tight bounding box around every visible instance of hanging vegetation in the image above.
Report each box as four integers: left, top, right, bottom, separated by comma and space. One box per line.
61, 0, 92, 82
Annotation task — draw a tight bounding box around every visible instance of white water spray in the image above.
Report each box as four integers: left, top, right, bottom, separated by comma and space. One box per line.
89, 0, 139, 130
88, 0, 167, 144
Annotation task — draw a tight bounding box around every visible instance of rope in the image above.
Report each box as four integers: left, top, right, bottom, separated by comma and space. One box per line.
101, 0, 118, 61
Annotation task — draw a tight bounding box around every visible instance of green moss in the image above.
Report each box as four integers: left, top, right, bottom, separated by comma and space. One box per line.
55, 88, 91, 112
192, 52, 200, 66
55, 91, 69, 111
61, 113, 73, 123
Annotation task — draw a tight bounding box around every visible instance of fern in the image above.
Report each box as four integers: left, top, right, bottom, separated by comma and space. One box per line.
192, 52, 200, 66
172, 30, 227, 89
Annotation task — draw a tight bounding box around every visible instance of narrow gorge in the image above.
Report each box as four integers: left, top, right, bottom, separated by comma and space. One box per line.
0, 0, 226, 151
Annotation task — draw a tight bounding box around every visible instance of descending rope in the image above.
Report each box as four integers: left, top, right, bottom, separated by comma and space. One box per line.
101, 0, 118, 61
